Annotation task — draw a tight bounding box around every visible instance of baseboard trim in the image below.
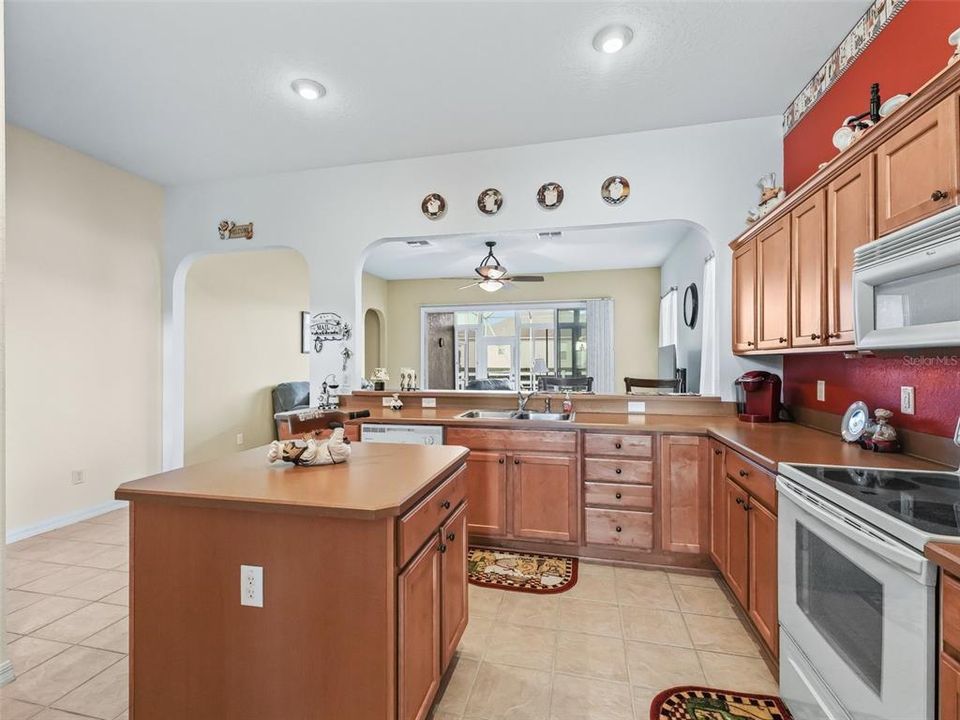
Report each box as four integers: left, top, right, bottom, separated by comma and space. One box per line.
0, 659, 15, 687
6, 500, 128, 544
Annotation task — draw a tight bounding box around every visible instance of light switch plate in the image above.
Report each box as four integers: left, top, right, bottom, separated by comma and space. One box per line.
627, 401, 646, 413
900, 386, 915, 415
421, 397, 437, 408
816, 381, 826, 402
236, 432, 244, 446
240, 565, 263, 608
382, 397, 394, 407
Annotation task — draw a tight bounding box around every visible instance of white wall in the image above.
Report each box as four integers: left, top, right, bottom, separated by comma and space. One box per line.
6, 125, 164, 537
163, 115, 784, 467
0, 0, 9, 682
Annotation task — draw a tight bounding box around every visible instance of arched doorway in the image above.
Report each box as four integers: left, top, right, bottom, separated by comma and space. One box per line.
364, 308, 383, 378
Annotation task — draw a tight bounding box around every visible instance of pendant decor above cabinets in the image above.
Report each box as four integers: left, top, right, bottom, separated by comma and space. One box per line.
601, 176, 630, 205
537, 182, 564, 210
421, 192, 447, 220
217, 220, 254, 240
477, 188, 503, 215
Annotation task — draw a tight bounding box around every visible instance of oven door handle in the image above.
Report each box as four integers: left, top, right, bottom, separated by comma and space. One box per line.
777, 477, 931, 581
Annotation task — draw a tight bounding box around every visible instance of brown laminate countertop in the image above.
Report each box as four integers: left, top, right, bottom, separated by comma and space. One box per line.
926, 542, 960, 577
115, 442, 469, 519
350, 406, 947, 473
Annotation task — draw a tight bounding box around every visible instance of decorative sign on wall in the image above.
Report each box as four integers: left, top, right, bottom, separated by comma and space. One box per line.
309, 312, 351, 353
218, 220, 255, 240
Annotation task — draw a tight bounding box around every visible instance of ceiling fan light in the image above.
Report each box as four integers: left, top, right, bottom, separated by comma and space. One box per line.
478, 279, 504, 293
477, 264, 507, 280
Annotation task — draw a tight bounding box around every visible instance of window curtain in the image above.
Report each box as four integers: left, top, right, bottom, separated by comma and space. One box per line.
659, 288, 678, 347
585, 299, 615, 394
700, 255, 720, 396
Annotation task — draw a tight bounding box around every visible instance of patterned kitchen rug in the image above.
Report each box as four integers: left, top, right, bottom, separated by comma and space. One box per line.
467, 548, 578, 594
650, 686, 792, 720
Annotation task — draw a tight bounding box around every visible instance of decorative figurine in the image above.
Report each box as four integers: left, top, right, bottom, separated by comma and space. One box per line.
746, 173, 786, 224
859, 408, 901, 453
266, 427, 351, 466
389, 393, 404, 411
370, 367, 389, 391
949, 27, 960, 66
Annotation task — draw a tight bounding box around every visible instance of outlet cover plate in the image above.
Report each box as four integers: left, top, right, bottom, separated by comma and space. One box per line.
421, 397, 437, 408
240, 565, 263, 608
900, 386, 915, 415
627, 401, 646, 413
816, 381, 826, 402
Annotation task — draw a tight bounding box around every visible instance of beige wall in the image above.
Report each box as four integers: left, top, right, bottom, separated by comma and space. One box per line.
373, 268, 660, 388
362, 271, 388, 378
184, 250, 309, 465
5, 125, 163, 536
1, 0, 8, 676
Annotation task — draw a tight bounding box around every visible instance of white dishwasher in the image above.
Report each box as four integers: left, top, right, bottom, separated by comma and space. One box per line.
360, 423, 444, 446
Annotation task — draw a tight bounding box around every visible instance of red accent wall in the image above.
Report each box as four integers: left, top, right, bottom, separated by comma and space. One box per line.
783, 0, 960, 192
783, 354, 960, 437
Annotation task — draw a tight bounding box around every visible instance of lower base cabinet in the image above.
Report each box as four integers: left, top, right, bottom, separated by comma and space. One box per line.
941, 653, 960, 720
513, 453, 578, 542
748, 500, 779, 656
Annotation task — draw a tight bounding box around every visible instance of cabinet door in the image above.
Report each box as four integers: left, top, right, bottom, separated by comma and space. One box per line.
398, 539, 442, 720
659, 435, 709, 554
941, 652, 960, 720
756, 217, 791, 350
464, 451, 508, 537
440, 502, 468, 670
732, 238, 757, 352
512, 454, 578, 543
877, 94, 959, 236
709, 442, 727, 573
748, 499, 779, 658
723, 477, 750, 608
790, 191, 827, 348
827, 155, 876, 345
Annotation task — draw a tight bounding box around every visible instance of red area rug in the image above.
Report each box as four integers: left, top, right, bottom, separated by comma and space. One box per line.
650, 686, 792, 720
467, 548, 578, 594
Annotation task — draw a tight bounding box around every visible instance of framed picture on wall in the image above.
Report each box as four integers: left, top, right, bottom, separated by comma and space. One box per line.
301, 312, 311, 354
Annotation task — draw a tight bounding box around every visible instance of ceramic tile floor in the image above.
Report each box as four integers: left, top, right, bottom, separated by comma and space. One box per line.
2, 507, 777, 720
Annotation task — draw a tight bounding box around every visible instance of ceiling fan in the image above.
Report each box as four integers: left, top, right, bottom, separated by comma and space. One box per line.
459, 241, 545, 292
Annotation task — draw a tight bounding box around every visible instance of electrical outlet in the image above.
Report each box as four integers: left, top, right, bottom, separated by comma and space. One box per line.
421, 397, 437, 408
627, 401, 646, 413
954, 416, 960, 448
900, 386, 915, 415
382, 396, 394, 407
240, 565, 263, 608
816, 380, 826, 402
71, 470, 85, 486
236, 432, 244, 446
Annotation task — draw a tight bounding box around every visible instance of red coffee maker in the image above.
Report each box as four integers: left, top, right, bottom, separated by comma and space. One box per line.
735, 371, 782, 423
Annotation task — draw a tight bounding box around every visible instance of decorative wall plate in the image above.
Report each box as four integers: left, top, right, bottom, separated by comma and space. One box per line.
840, 401, 871, 443
421, 192, 446, 220
477, 188, 503, 215
601, 176, 630, 205
537, 182, 564, 210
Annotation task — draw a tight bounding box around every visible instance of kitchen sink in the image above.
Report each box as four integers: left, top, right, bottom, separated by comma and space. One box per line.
511, 411, 574, 421
455, 409, 574, 422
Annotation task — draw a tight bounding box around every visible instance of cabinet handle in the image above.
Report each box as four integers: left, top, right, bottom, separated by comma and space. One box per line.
810, 333, 821, 341
932, 189, 949, 201
438, 543, 447, 554
441, 500, 451, 510
615, 526, 622, 533
615, 468, 622, 474
447, 532, 456, 542
498, 458, 505, 464
739, 469, 749, 478
828, 332, 841, 339
744, 502, 752, 512
615, 492, 622, 499
615, 442, 622, 449
778, 337, 787, 344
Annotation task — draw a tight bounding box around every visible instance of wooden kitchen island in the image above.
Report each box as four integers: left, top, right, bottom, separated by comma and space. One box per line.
115, 442, 470, 720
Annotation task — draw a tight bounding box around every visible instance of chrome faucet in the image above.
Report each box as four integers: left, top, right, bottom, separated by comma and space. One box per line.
517, 389, 537, 413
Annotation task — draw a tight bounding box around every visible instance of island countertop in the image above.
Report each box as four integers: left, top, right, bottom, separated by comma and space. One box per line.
115, 442, 469, 519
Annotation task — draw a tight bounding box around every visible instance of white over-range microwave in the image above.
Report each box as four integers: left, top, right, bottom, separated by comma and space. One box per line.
854, 205, 960, 350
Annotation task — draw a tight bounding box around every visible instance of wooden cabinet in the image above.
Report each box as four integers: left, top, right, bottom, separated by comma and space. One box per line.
708, 441, 727, 573
877, 94, 959, 236
512, 453, 578, 543
723, 476, 750, 608
827, 155, 875, 345
748, 500, 779, 657
463, 451, 508, 537
659, 435, 709, 553
941, 653, 960, 720
756, 217, 791, 350
732, 238, 758, 352
440, 502, 468, 669
398, 538, 442, 720
790, 191, 827, 348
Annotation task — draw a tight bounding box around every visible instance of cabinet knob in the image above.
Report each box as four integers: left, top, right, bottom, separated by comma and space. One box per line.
735, 497, 744, 505
828, 332, 841, 339
447, 532, 456, 542
746, 341, 755, 347
778, 337, 787, 344
932, 189, 949, 201
810, 333, 821, 341
441, 500, 451, 510
498, 458, 505, 464
438, 543, 447, 553
615, 442, 622, 449
615, 526, 622, 533
615, 468, 622, 474
739, 469, 749, 478
615, 492, 622, 499
514, 458, 521, 464
714, 449, 722, 456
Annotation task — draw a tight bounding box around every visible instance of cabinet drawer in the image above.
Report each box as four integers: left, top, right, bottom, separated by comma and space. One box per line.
583, 433, 653, 458
583, 458, 654, 484
398, 466, 466, 567
585, 482, 653, 510
446, 427, 576, 454
724, 450, 776, 512
585, 508, 653, 549
944, 573, 960, 655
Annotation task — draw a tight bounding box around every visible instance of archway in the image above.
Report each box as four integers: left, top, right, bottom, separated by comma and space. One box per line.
364, 308, 384, 378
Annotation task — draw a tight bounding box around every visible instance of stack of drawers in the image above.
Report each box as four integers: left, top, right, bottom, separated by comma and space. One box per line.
583, 432, 655, 549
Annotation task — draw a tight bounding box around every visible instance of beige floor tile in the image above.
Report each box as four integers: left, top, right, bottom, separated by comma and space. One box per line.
7, 636, 72, 674
558, 598, 621, 638
4, 559, 65, 589
463, 662, 551, 720
5, 590, 48, 614
85, 509, 129, 526
7, 632, 23, 644
78, 546, 128, 570
435, 656, 480, 715
6, 596, 89, 635
52, 658, 128, 720
697, 651, 778, 695
559, 572, 617, 603
457, 615, 492, 661
667, 572, 719, 589
99, 587, 129, 607
484, 624, 557, 671
554, 631, 628, 682
497, 593, 560, 629
0, 696, 44, 720
17, 565, 105, 596
53, 522, 127, 546
672, 585, 737, 618
9, 539, 115, 566
615, 576, 679, 611
112, 712, 129, 720
33, 709, 103, 720
58, 571, 129, 602
619, 606, 691, 647
3, 646, 123, 706
614, 566, 670, 585
470, 585, 505, 618
683, 614, 760, 657
632, 686, 660, 718
548, 673, 632, 720
32, 602, 128, 645
80, 618, 129, 654
625, 641, 705, 688
431, 713, 459, 720
577, 562, 615, 580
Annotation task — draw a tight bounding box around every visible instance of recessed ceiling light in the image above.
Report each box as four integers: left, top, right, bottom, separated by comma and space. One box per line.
406, 240, 432, 247
593, 25, 633, 54
291, 78, 326, 100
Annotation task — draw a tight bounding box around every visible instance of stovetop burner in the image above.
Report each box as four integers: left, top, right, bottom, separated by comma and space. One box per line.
791, 465, 960, 536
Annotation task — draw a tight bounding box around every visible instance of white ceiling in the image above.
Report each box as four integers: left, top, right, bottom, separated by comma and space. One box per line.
6, 1, 869, 186
363, 221, 695, 280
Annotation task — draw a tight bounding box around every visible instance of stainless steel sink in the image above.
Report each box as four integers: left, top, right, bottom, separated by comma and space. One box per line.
455, 409, 574, 422
511, 411, 574, 421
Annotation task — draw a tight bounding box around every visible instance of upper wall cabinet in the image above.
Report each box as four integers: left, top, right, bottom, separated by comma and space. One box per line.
756, 218, 791, 350
790, 191, 826, 349
876, 94, 959, 236
732, 239, 757, 353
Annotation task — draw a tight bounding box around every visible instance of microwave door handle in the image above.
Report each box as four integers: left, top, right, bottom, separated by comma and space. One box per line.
777, 478, 928, 578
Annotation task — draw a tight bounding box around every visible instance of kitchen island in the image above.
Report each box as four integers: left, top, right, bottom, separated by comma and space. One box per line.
116, 442, 470, 720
